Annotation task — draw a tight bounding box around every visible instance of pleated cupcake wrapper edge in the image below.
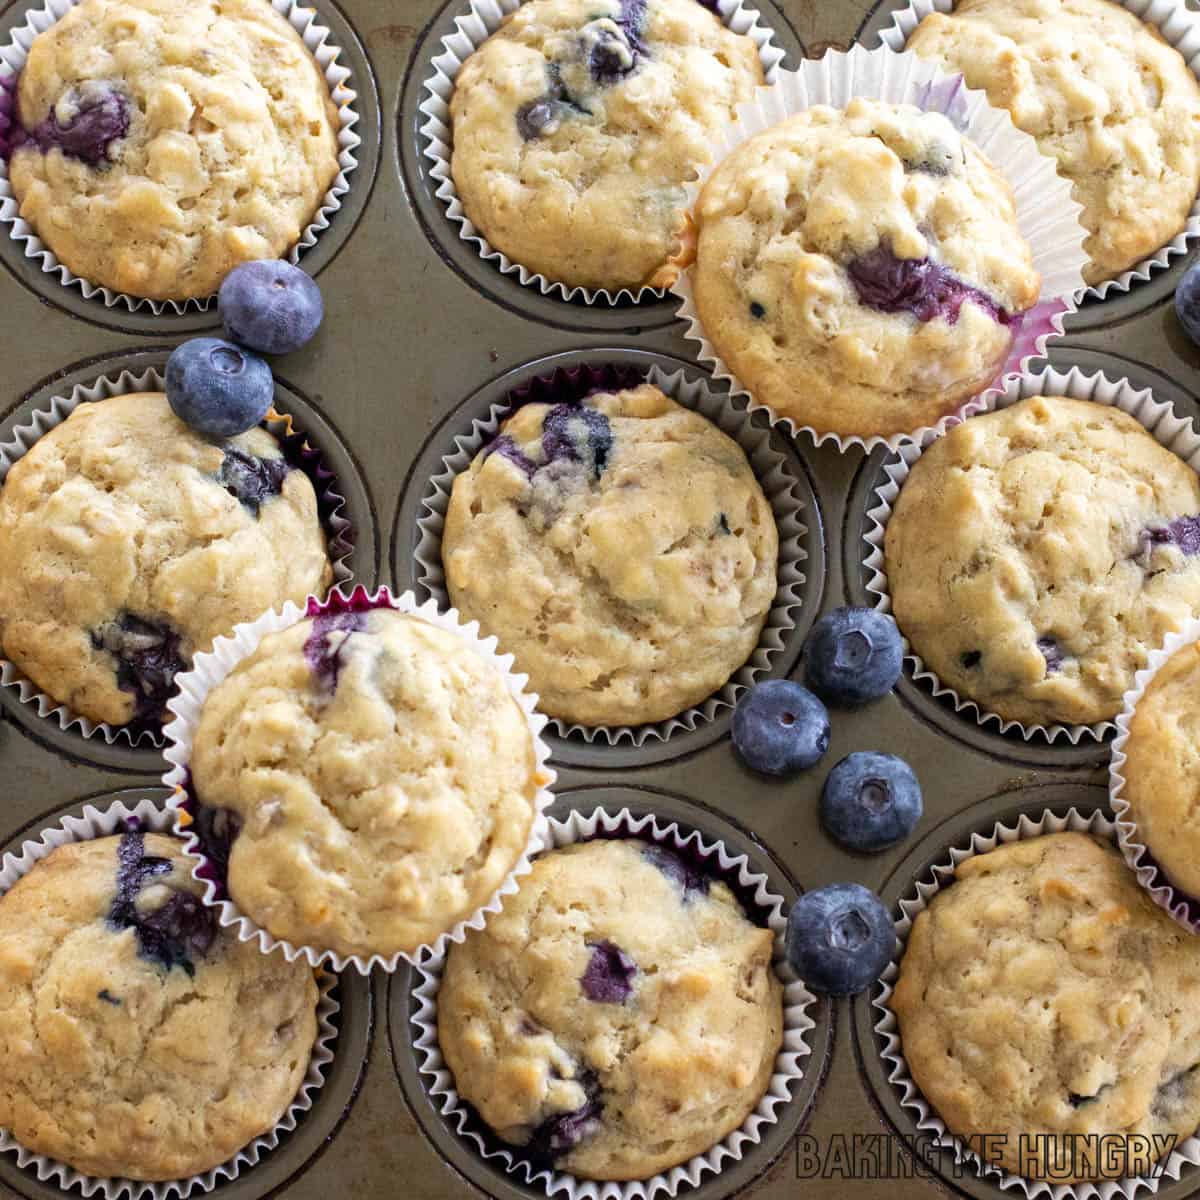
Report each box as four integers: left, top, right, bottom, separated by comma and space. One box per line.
872, 805, 1200, 1200
0, 364, 356, 748
414, 361, 806, 745
878, 0, 1200, 300
862, 363, 1200, 744
0, 0, 360, 313
411, 804, 816, 1200
161, 583, 558, 975
417, 0, 785, 306
0, 795, 339, 1200
669, 44, 1088, 454
1110, 617, 1200, 933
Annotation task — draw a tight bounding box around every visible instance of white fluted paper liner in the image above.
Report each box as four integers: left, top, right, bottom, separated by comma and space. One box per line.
411, 805, 815, 1200
873, 805, 1200, 1200
0, 0, 360, 314
162, 584, 558, 975
880, 0, 1200, 301
0, 365, 356, 748
670, 44, 1089, 453
862, 364, 1200, 744
414, 362, 807, 746
1111, 618, 1200, 932
0, 795, 339, 1200
418, 0, 785, 306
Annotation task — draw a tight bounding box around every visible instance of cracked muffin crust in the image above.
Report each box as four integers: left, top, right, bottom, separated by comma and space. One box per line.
685, 98, 1041, 440
0, 830, 318, 1181
441, 383, 779, 727
907, 0, 1200, 286
189, 607, 541, 960
437, 838, 783, 1181
893, 832, 1200, 1184
0, 392, 332, 729
885, 396, 1200, 728
5, 0, 340, 301
449, 0, 764, 292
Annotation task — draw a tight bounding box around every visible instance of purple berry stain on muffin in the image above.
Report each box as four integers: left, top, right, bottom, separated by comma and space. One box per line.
526, 1073, 603, 1163
486, 403, 613, 482
91, 613, 187, 724
516, 64, 592, 141
1145, 515, 1200, 556
1037, 636, 1064, 673
486, 435, 540, 476
5, 80, 130, 166
583, 4, 646, 84
304, 610, 368, 694
580, 939, 637, 1002
192, 802, 243, 891
641, 843, 711, 898
97, 988, 122, 1006
217, 447, 290, 514
109, 827, 216, 976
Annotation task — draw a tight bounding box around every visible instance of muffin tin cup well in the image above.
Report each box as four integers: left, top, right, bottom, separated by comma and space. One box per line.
879, 0, 1200, 302
862, 363, 1200, 745
162, 583, 558, 975
417, 0, 786, 308
410, 804, 816, 1200
1110, 617, 1200, 933
670, 43, 1090, 454
0, 0, 361, 315
872, 805, 1200, 1200
413, 360, 808, 747
0, 364, 356, 749
0, 794, 340, 1200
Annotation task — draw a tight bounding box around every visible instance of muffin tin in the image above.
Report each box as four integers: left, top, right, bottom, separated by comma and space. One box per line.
2, 0, 1200, 1197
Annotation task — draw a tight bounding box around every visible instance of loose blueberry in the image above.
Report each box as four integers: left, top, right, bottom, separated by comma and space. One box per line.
785, 882, 894, 996
820, 752, 922, 853
732, 680, 830, 777
580, 939, 637, 1003
803, 607, 903, 708
166, 337, 274, 438
10, 81, 130, 166
1175, 261, 1200, 348
91, 613, 186, 724
219, 260, 324, 356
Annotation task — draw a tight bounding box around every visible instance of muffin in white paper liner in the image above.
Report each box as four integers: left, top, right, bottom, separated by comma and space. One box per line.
879, 0, 1200, 301
0, 365, 356, 748
410, 804, 816, 1200
418, 0, 785, 306
1111, 618, 1200, 932
413, 360, 807, 746
669, 43, 1090, 453
0, 794, 339, 1200
0, 0, 361, 314
162, 583, 558, 975
862, 363, 1200, 744
873, 805, 1200, 1200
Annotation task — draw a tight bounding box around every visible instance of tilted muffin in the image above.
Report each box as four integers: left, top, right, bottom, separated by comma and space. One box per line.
449, 0, 764, 292
4, 0, 340, 301
442, 383, 779, 727
893, 833, 1200, 1184
683, 98, 1040, 440
437, 838, 783, 1181
886, 396, 1200, 727
0, 829, 318, 1181
189, 607, 542, 960
907, 0, 1200, 286
1120, 641, 1200, 897
0, 392, 332, 728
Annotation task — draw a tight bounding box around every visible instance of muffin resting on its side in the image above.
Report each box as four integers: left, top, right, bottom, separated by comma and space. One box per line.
885, 396, 1200, 727
442, 383, 779, 727
437, 838, 783, 1181
0, 831, 318, 1181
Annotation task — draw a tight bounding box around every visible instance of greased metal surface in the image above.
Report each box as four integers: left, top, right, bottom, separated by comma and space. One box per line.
1, 0, 1198, 1197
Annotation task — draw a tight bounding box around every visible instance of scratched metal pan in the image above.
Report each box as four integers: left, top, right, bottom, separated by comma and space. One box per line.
1, 0, 1199, 1197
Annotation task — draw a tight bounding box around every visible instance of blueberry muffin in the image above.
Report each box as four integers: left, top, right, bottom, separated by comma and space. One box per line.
0, 392, 332, 728
189, 607, 542, 960
907, 0, 1200, 285
893, 832, 1200, 1184
885, 396, 1200, 727
449, 0, 764, 292
4, 0, 340, 301
682, 98, 1040, 440
437, 838, 783, 1181
0, 828, 318, 1181
442, 383, 778, 727
1120, 641, 1200, 897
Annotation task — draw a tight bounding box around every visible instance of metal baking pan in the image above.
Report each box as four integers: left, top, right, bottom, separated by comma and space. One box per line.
1, 0, 1198, 1196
